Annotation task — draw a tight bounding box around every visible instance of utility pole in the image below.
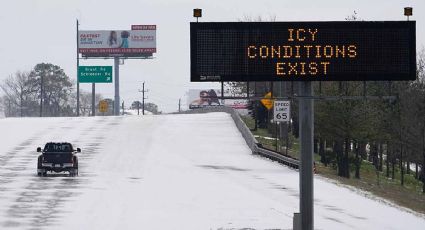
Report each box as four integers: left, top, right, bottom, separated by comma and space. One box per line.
40, 71, 44, 117
139, 82, 148, 115
178, 98, 181, 112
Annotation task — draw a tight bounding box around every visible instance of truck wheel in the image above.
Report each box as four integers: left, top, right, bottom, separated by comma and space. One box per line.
37, 156, 45, 176
70, 168, 78, 177
73, 157, 78, 176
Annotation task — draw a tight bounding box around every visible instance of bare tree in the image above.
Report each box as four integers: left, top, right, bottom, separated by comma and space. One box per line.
239, 14, 276, 22
345, 10, 362, 21
0, 96, 4, 117
75, 90, 102, 116
0, 71, 36, 117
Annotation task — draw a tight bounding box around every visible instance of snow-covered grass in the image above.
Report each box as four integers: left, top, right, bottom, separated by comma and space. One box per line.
0, 113, 423, 229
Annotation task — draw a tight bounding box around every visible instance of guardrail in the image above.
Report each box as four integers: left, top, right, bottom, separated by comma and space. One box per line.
172, 107, 299, 169
255, 144, 299, 169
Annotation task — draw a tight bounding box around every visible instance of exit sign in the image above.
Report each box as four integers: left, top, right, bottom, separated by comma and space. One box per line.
79, 66, 112, 83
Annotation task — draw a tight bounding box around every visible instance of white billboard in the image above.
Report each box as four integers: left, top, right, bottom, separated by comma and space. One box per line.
187, 89, 248, 110
78, 25, 156, 57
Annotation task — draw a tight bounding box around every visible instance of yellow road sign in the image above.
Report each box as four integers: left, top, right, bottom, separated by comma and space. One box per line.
99, 100, 108, 113
260, 92, 274, 110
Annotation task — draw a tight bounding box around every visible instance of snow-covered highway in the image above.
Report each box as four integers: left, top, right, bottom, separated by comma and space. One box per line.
0, 113, 424, 229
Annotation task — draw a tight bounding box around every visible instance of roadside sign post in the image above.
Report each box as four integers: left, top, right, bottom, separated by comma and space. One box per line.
274, 100, 291, 154
299, 82, 314, 230
261, 92, 274, 110
114, 58, 120, 116
78, 66, 113, 117
274, 100, 291, 122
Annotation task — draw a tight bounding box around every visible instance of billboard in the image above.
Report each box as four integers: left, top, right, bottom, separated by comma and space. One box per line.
190, 21, 416, 82
79, 25, 156, 57
187, 89, 248, 110
188, 89, 223, 109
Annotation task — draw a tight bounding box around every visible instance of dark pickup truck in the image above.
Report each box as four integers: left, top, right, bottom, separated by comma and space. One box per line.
37, 142, 80, 176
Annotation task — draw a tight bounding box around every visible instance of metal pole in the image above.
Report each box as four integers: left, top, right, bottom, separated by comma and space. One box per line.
276, 122, 279, 151
319, 82, 322, 96
299, 81, 314, 230
142, 82, 145, 115
40, 72, 43, 117
179, 98, 181, 112
221, 81, 224, 102
286, 122, 289, 156
254, 82, 258, 131
114, 57, 120, 116
91, 83, 95, 116
363, 81, 367, 98
247, 81, 250, 99
76, 19, 80, 117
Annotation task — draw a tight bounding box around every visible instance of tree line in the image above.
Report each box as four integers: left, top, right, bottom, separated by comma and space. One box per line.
1, 63, 161, 117
235, 50, 425, 192
315, 50, 425, 192
1, 63, 102, 117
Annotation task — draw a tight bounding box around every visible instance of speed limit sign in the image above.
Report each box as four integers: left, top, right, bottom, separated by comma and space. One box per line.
274, 100, 290, 122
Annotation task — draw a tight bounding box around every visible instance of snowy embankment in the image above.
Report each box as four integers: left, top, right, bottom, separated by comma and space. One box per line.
0, 113, 423, 230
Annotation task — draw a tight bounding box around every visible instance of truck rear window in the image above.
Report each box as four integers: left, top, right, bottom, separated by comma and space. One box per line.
44, 144, 73, 152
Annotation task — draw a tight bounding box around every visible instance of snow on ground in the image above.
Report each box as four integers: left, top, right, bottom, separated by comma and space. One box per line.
124, 108, 153, 116
0, 113, 423, 230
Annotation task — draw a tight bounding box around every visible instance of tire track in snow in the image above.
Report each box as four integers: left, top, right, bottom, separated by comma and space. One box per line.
0, 117, 121, 229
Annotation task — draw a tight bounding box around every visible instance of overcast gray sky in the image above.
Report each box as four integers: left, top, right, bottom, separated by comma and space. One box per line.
0, 0, 423, 112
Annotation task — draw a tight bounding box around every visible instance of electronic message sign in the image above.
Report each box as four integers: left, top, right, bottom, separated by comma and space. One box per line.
190, 21, 416, 82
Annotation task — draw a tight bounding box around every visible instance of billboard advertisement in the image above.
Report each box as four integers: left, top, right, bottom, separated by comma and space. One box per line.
188, 89, 222, 109
79, 25, 156, 57
187, 89, 248, 110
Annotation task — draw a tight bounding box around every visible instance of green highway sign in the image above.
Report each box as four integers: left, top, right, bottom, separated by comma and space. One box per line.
78, 66, 112, 83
